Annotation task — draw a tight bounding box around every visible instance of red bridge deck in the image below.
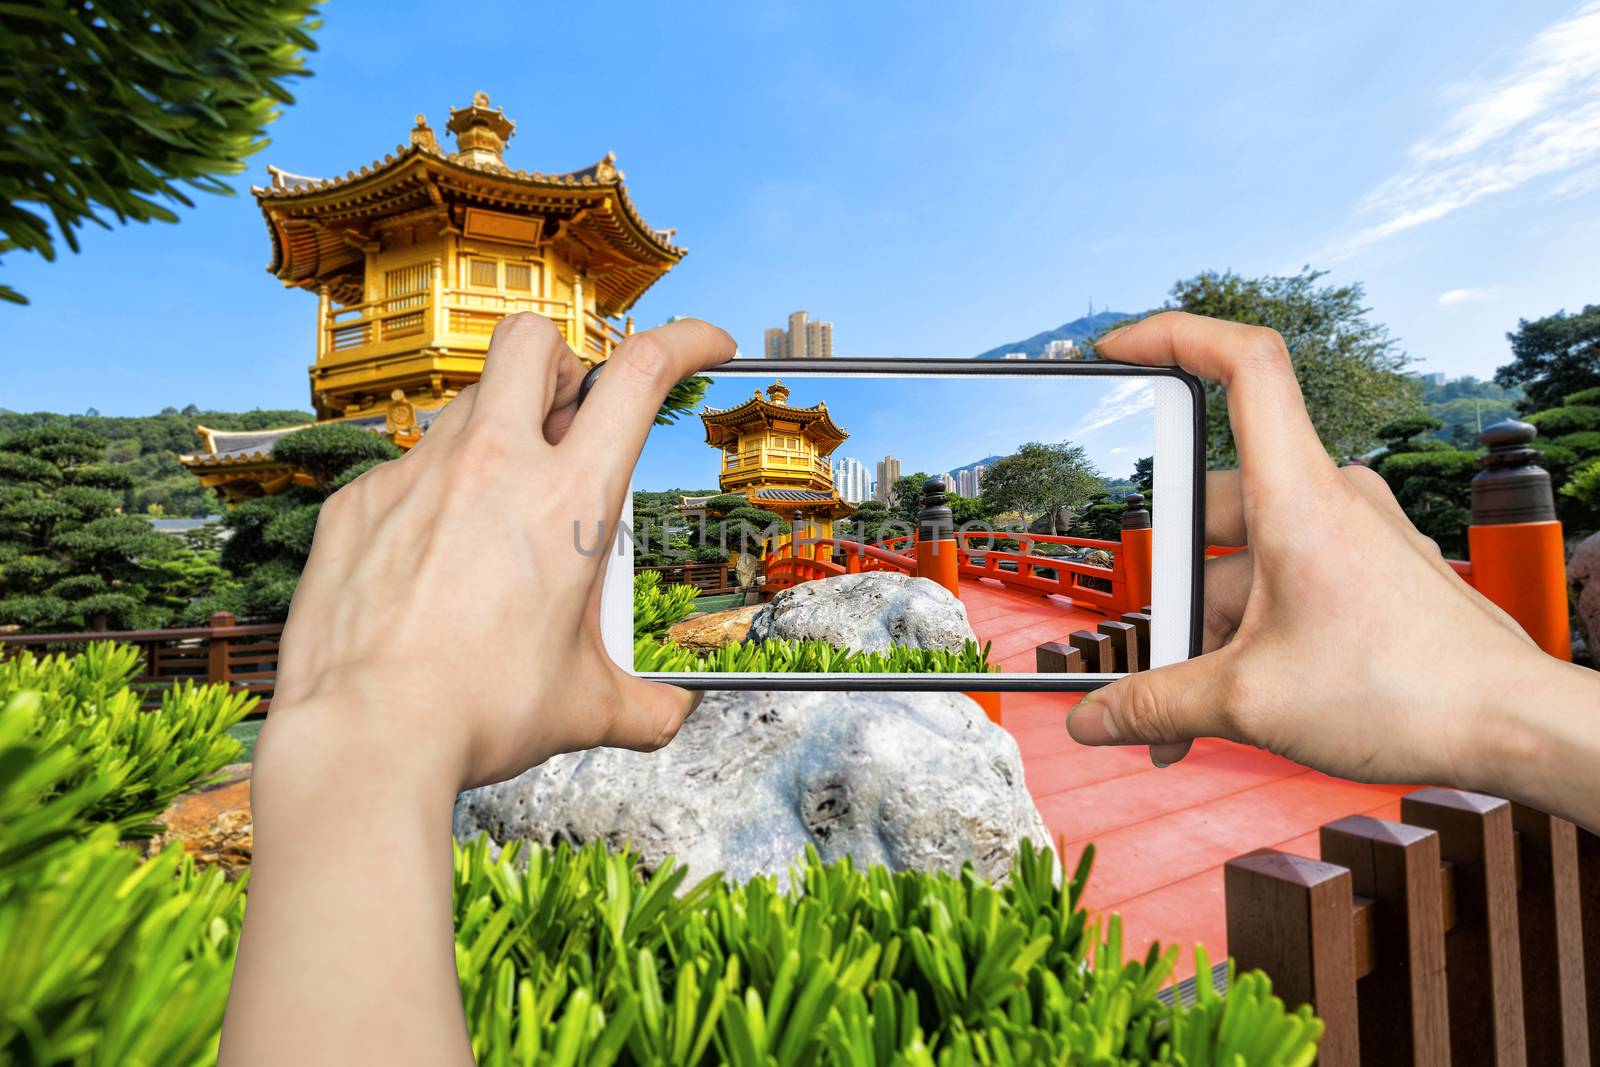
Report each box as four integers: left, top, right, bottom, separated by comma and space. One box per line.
957, 576, 1415, 979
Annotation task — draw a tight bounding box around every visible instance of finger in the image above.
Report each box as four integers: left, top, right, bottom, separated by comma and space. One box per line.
470, 312, 581, 432
1097, 312, 1335, 499
1205, 469, 1246, 546
415, 384, 476, 444
1150, 740, 1193, 768
1202, 548, 1252, 652
1067, 652, 1232, 748
542, 353, 593, 446
565, 318, 736, 500
605, 675, 704, 752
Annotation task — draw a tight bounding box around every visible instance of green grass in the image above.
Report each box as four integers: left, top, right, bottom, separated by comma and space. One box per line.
692, 592, 746, 613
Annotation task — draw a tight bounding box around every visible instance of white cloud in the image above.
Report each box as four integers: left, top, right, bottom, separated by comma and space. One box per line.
1438, 287, 1497, 307
1072, 379, 1155, 436
1108, 446, 1128, 454
1324, 2, 1600, 262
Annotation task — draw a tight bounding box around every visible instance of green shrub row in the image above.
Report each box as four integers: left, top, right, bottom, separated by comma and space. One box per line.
635, 636, 999, 675
0, 644, 1322, 1064
451, 836, 1321, 1065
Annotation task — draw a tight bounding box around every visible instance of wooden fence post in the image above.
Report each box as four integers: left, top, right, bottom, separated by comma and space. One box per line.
207, 611, 235, 688
1468, 420, 1572, 660
1577, 827, 1600, 1067
1401, 788, 1528, 1065
1319, 815, 1450, 1065
1096, 619, 1139, 674
1224, 850, 1359, 1067
1509, 804, 1590, 1064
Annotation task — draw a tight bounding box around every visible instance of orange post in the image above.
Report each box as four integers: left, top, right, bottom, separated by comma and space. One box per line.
1117, 494, 1153, 616
1468, 421, 1572, 661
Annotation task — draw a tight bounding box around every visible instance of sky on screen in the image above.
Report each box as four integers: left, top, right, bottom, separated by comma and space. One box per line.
3, 1, 1599, 415
632, 374, 1154, 491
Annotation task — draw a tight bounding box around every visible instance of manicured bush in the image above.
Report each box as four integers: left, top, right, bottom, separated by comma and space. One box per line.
634, 571, 701, 639
636, 635, 999, 675
450, 836, 1321, 1065
1526, 404, 1600, 437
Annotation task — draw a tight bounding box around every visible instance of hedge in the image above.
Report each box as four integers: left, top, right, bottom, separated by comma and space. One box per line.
635, 635, 999, 675
1, 644, 1323, 1064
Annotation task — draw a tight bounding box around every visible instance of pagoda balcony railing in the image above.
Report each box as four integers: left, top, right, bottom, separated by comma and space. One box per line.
318, 285, 631, 371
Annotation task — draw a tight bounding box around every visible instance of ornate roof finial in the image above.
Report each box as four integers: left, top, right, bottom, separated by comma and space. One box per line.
766, 380, 791, 405
594, 151, 619, 183
446, 91, 516, 168
409, 114, 438, 151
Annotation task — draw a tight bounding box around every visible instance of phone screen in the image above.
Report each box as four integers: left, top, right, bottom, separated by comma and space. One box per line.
615, 361, 1199, 688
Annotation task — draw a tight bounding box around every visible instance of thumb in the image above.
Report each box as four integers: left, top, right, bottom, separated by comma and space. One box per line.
1066, 655, 1231, 767
606, 675, 704, 752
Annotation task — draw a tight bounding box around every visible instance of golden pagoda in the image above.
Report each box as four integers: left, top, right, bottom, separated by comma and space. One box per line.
182, 92, 685, 501
685, 381, 856, 552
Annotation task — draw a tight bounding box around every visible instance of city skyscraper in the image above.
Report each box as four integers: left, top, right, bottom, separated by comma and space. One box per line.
875, 455, 901, 502
972, 464, 985, 497
832, 456, 871, 503
955, 469, 973, 497
1041, 339, 1084, 360
938, 472, 957, 494
763, 309, 834, 358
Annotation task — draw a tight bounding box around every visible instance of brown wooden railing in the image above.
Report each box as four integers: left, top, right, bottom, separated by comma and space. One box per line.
1225, 791, 1600, 1065
635, 561, 745, 597
2, 611, 282, 716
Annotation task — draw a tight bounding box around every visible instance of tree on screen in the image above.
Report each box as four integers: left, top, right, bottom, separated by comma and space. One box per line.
1495, 305, 1600, 414
979, 442, 1102, 534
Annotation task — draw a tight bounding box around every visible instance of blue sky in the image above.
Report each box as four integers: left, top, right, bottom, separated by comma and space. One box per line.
633, 374, 1153, 491
5, 1, 1600, 415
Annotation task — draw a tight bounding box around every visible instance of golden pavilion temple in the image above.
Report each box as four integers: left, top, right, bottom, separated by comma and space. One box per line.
182, 92, 684, 501
683, 381, 856, 551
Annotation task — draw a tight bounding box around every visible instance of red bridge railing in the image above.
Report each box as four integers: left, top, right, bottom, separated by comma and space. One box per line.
763, 492, 1155, 619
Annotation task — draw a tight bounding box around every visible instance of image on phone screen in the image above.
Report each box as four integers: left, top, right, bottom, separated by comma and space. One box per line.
607, 361, 1200, 689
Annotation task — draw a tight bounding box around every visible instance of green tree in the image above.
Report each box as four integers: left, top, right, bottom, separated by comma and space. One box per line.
1133, 455, 1153, 496
186, 426, 401, 622
1495, 305, 1600, 414
980, 442, 1103, 533
1369, 415, 1476, 557
0, 425, 189, 630
0, 0, 322, 304
1111, 268, 1416, 466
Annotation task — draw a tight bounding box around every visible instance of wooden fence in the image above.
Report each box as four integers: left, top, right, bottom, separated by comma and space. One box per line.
1225, 789, 1600, 1065
1035, 609, 1152, 673
634, 561, 745, 597
1, 611, 282, 716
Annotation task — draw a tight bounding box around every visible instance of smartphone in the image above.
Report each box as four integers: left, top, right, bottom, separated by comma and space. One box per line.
597, 358, 1204, 690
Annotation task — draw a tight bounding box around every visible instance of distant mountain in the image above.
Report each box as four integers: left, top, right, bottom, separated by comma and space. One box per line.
946, 455, 1003, 478
974, 310, 1136, 360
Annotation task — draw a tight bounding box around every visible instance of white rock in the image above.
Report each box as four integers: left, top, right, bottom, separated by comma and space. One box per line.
745, 571, 976, 654
453, 689, 1052, 887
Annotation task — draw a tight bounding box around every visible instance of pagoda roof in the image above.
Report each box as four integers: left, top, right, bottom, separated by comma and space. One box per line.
252, 106, 684, 315
700, 389, 849, 450
180, 408, 445, 470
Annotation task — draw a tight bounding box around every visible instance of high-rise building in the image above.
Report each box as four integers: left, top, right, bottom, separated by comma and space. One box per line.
764, 310, 834, 358
955, 469, 974, 497
1001, 351, 1028, 360
1041, 339, 1083, 360
938, 472, 957, 493
832, 456, 872, 503
875, 455, 901, 502
972, 464, 985, 497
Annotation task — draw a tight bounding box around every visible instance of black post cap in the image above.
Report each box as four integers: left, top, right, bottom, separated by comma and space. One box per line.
1121, 492, 1152, 530
1472, 419, 1555, 525
917, 477, 953, 542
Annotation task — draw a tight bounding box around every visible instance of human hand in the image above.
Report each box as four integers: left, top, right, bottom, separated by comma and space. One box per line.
1066, 311, 1557, 793
261, 313, 735, 792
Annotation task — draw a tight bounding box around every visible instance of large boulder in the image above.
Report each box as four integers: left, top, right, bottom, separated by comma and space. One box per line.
745, 571, 976, 653
1570, 531, 1600, 662
453, 690, 1050, 887
667, 604, 761, 652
